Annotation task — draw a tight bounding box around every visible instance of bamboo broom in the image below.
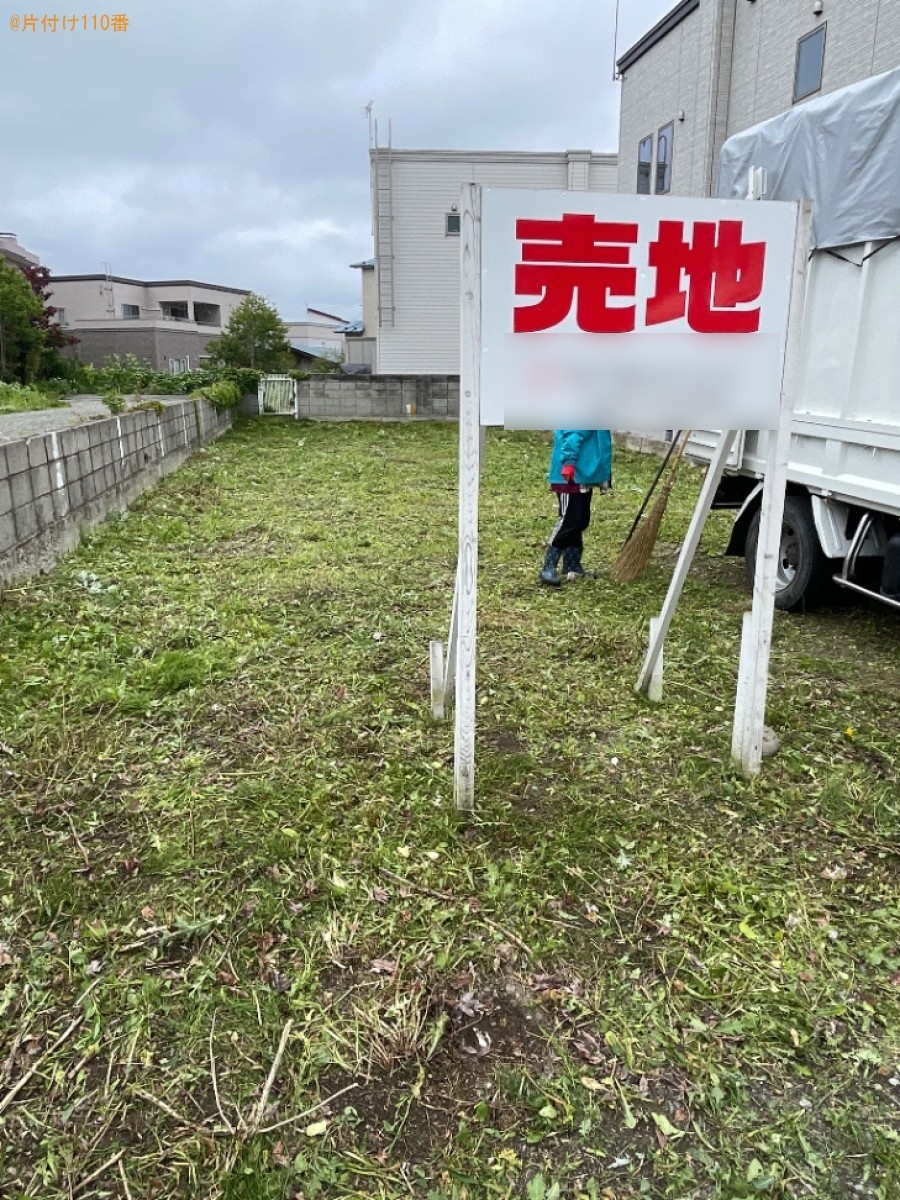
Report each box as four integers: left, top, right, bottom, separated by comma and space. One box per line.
612, 432, 691, 582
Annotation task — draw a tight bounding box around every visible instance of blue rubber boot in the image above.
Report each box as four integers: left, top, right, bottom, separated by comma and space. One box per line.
539, 546, 562, 586
562, 547, 595, 580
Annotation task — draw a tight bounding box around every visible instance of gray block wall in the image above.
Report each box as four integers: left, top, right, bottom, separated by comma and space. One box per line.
0, 398, 232, 589
241, 375, 460, 421
298, 375, 459, 421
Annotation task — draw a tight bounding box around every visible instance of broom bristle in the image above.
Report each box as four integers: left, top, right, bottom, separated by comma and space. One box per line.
612, 476, 676, 582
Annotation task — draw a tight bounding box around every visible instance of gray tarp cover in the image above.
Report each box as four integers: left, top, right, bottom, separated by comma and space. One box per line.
717, 67, 900, 249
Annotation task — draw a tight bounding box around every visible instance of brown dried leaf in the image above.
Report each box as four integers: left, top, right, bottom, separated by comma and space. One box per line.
455, 991, 485, 1019
573, 1030, 605, 1065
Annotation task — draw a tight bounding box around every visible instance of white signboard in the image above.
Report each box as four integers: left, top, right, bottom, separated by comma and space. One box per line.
480, 189, 799, 430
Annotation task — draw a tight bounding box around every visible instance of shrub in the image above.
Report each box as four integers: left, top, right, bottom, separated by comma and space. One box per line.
189, 379, 241, 411
0, 381, 66, 413
102, 392, 126, 415
40, 358, 262, 402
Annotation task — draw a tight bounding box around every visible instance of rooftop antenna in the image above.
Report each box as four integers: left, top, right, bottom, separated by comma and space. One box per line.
363, 101, 374, 148
612, 0, 622, 80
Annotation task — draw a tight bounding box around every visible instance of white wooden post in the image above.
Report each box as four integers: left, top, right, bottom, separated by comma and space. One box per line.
731, 611, 755, 761
429, 641, 445, 719
430, 417, 485, 720
636, 428, 739, 695
429, 563, 460, 718
453, 183, 482, 811
442, 562, 461, 707
646, 617, 664, 703
732, 200, 813, 775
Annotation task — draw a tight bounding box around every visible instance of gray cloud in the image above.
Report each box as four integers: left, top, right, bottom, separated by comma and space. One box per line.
1, 0, 674, 319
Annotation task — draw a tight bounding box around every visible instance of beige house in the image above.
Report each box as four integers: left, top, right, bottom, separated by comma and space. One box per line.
367, 148, 618, 375
617, 0, 900, 199
50, 273, 249, 372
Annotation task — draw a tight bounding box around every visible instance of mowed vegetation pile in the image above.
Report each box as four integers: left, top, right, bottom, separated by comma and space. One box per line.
0, 419, 898, 1199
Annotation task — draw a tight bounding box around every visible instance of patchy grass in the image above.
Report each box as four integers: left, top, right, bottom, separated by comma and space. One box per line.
0, 417, 898, 1200
0, 382, 66, 414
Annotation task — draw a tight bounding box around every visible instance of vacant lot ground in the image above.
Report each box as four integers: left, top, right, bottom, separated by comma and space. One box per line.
1, 418, 898, 1200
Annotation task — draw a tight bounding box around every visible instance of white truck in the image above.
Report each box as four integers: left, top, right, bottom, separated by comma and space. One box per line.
689, 68, 900, 612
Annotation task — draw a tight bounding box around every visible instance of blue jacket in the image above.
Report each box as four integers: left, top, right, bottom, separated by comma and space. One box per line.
548, 430, 612, 487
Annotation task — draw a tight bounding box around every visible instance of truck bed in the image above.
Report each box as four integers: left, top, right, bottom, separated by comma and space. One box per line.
688, 239, 900, 519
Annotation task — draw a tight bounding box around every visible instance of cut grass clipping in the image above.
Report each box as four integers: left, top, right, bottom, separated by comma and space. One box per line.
1, 417, 898, 1199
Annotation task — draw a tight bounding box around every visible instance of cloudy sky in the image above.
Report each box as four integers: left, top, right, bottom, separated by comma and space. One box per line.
1, 0, 674, 320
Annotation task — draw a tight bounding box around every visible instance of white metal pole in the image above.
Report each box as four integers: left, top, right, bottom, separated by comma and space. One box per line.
453, 183, 482, 812
732, 199, 813, 775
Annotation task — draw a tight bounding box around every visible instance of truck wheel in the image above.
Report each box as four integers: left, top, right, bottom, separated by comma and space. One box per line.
744, 496, 829, 611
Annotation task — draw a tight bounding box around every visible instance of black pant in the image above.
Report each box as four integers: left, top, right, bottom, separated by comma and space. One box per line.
549, 489, 592, 550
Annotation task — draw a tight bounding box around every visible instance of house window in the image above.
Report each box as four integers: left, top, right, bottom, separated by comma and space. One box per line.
445, 212, 461, 236
161, 301, 189, 321
794, 25, 826, 102
56, 308, 66, 325
656, 123, 674, 194
122, 303, 140, 319
168, 357, 189, 375
637, 135, 653, 195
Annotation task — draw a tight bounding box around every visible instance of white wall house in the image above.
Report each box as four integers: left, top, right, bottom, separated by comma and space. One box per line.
370, 148, 618, 375
617, 0, 900, 199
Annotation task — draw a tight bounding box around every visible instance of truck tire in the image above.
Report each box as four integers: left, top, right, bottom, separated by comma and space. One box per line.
744, 495, 830, 611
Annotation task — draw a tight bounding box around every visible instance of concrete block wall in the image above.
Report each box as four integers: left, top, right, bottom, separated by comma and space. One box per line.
242, 375, 460, 421
0, 398, 232, 588
299, 374, 459, 421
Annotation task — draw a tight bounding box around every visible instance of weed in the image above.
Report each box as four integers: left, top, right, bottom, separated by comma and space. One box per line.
0, 418, 897, 1198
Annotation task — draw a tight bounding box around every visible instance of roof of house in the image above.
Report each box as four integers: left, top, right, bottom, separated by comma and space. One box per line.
307, 306, 347, 323
350, 258, 375, 269
334, 319, 364, 335
0, 233, 41, 267
50, 274, 250, 295
616, 0, 700, 74
290, 342, 336, 359
369, 148, 617, 165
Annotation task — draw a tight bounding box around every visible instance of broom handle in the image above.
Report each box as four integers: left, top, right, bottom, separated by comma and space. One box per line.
621, 431, 683, 546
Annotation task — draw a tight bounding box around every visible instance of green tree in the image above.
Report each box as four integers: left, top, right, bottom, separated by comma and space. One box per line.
206, 293, 292, 371
0, 259, 46, 383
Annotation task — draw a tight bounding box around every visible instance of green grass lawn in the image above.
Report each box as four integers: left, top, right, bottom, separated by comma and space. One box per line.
1, 417, 898, 1200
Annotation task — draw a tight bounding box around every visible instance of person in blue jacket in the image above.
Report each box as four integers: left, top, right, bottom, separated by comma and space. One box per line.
540, 429, 612, 586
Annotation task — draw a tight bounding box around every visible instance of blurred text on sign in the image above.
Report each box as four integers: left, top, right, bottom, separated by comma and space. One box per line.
480, 189, 798, 430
